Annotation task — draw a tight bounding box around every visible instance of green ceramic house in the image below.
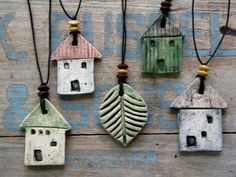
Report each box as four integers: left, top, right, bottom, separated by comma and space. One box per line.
20, 99, 71, 166
141, 15, 184, 74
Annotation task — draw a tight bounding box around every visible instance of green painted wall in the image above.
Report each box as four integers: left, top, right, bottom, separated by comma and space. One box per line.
141, 36, 183, 74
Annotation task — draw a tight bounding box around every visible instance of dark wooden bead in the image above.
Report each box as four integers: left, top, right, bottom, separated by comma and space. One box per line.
160, 7, 171, 12
38, 91, 49, 98
117, 63, 129, 69
38, 85, 49, 91
161, 2, 172, 7
117, 74, 128, 78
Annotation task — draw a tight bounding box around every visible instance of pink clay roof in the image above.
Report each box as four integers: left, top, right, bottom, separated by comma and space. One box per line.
51, 34, 102, 61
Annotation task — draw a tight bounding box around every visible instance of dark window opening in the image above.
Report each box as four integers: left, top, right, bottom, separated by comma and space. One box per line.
207, 115, 213, 124
34, 149, 42, 161
169, 40, 175, 46
50, 141, 57, 147
201, 131, 207, 138
39, 130, 43, 134
71, 80, 80, 91
187, 136, 197, 147
64, 62, 70, 69
46, 130, 50, 135
157, 58, 165, 71
31, 129, 36, 135
81, 62, 87, 69
150, 40, 156, 47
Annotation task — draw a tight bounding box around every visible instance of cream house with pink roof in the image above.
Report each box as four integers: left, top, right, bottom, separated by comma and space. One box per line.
52, 34, 102, 95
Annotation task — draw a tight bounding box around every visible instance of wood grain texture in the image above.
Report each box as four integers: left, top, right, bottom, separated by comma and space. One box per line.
0, 0, 236, 175
142, 15, 182, 37
141, 36, 183, 74
141, 15, 184, 74
0, 0, 235, 136
0, 135, 236, 177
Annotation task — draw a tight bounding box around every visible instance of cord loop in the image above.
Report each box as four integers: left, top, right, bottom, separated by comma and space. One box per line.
160, 0, 172, 28
197, 75, 206, 94
117, 63, 128, 96
59, 0, 82, 20
38, 84, 49, 114
68, 20, 80, 46
192, 0, 231, 65
192, 0, 230, 94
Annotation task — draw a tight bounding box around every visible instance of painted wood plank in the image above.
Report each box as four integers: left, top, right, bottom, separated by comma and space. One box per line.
0, 0, 236, 136
1, 57, 236, 136
0, 135, 236, 177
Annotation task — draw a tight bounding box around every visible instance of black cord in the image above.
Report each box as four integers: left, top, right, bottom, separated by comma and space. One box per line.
59, 0, 82, 20
160, 0, 172, 28
27, 0, 52, 114
192, 0, 231, 65
26, 0, 52, 85
121, 0, 127, 64
117, 0, 128, 96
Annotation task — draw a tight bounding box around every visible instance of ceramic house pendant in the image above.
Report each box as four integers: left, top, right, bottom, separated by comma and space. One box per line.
99, 84, 148, 146
170, 78, 227, 151
141, 3, 184, 74
20, 99, 71, 166
51, 20, 102, 95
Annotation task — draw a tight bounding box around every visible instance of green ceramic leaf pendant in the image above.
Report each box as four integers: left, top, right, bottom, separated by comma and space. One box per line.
99, 84, 148, 146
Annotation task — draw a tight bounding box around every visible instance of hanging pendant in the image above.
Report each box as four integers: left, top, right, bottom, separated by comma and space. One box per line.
99, 84, 148, 146
20, 99, 71, 166
51, 20, 102, 95
141, 14, 184, 74
170, 68, 227, 151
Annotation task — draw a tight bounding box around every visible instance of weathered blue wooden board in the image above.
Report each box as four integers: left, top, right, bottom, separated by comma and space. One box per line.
0, 0, 236, 136
0, 135, 236, 177
0, 0, 236, 175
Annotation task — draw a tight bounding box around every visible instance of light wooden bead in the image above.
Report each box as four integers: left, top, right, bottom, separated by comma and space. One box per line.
117, 69, 128, 74
198, 70, 208, 77
199, 65, 209, 72
68, 20, 80, 25
69, 26, 80, 32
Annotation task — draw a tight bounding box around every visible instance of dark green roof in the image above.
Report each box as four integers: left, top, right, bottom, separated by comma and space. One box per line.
143, 14, 183, 37
20, 99, 71, 130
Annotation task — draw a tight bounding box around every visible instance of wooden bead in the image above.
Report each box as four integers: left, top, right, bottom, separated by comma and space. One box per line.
38, 91, 49, 98
37, 85, 49, 91
161, 2, 172, 7
68, 20, 80, 25
117, 69, 128, 74
117, 63, 129, 69
69, 26, 80, 32
199, 65, 209, 72
117, 75, 128, 79
160, 7, 171, 13
198, 70, 208, 77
